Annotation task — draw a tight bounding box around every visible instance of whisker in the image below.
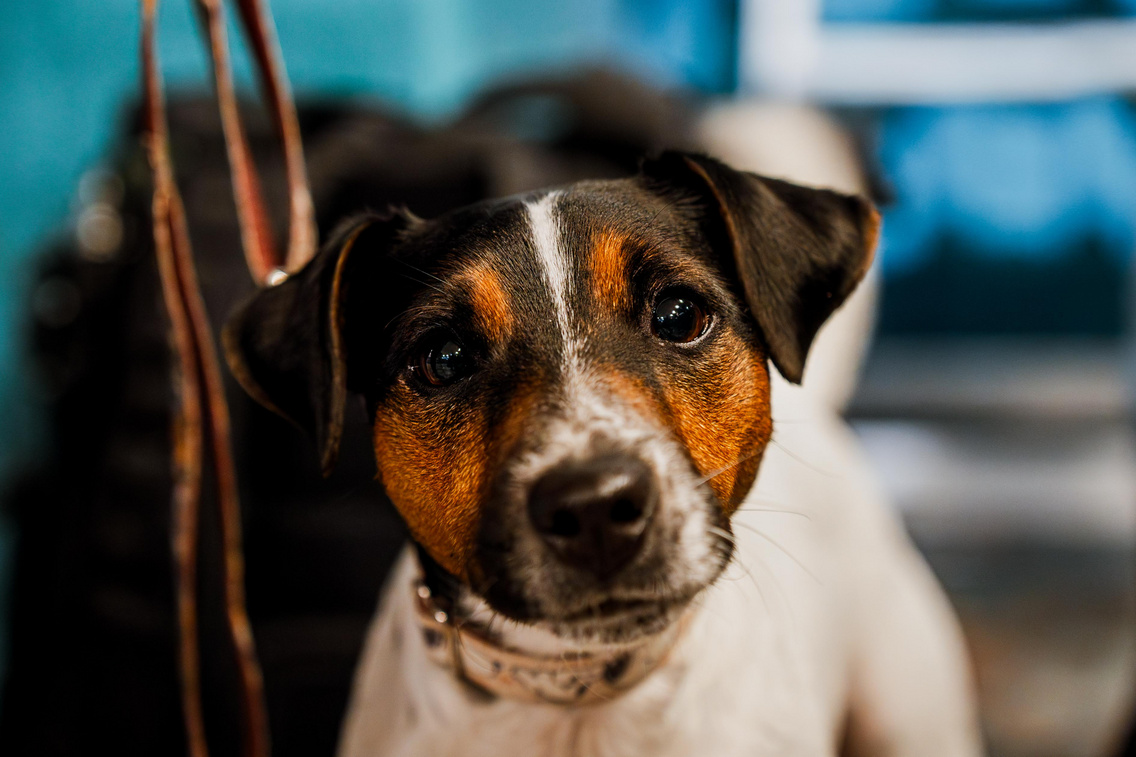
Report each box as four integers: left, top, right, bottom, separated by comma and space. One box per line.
768, 436, 837, 478
705, 525, 736, 550
398, 259, 447, 286
733, 507, 811, 521
733, 521, 821, 585
689, 586, 738, 624
735, 556, 774, 614
707, 525, 777, 612
396, 272, 445, 295
713, 538, 777, 617
695, 447, 767, 486
744, 543, 802, 633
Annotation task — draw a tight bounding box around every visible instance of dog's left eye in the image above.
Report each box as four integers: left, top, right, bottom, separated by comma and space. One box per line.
413, 335, 473, 387
651, 290, 711, 344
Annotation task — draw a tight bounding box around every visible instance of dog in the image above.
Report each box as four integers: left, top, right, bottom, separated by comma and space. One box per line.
224, 150, 982, 757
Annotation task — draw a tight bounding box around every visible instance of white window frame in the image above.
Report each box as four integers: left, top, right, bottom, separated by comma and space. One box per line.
739, 0, 1136, 103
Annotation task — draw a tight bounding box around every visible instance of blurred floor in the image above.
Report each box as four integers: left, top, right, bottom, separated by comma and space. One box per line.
852, 337, 1136, 757
925, 542, 1135, 757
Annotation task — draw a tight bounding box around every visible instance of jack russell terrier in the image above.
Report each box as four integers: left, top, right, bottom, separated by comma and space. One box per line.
224, 150, 982, 757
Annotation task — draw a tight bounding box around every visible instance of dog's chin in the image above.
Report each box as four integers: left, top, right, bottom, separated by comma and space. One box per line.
530, 550, 734, 645
466, 520, 734, 645
539, 597, 690, 644
471, 583, 708, 646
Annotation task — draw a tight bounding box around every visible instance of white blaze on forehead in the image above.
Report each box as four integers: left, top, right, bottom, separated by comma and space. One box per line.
512, 194, 719, 611
525, 192, 577, 364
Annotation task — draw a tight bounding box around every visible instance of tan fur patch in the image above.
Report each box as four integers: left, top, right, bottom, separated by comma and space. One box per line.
589, 230, 631, 312
599, 368, 666, 425
860, 204, 882, 276
373, 383, 489, 578
595, 344, 771, 513
460, 262, 513, 341
373, 378, 542, 578
658, 335, 771, 512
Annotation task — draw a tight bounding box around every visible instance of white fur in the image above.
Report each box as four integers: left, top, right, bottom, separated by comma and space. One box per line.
527, 192, 576, 366
511, 193, 723, 615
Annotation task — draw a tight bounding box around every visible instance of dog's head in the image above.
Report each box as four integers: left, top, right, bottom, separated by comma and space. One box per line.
225, 152, 877, 643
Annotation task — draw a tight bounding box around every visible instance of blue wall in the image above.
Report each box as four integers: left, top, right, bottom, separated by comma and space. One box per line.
823, 0, 1136, 334
880, 97, 1136, 275
826, 0, 1136, 22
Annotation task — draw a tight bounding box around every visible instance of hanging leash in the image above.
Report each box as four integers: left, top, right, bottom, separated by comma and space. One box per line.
140, 0, 315, 754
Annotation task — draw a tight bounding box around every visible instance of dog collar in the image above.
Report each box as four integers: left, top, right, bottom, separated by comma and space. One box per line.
411, 577, 686, 706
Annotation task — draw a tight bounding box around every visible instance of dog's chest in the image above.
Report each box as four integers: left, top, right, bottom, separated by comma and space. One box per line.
340, 481, 847, 757
350, 621, 821, 757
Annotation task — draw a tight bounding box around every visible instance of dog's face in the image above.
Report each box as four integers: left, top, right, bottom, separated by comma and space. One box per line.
226, 152, 877, 642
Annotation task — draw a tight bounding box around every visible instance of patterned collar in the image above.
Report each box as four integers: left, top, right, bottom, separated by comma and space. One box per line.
411, 575, 687, 706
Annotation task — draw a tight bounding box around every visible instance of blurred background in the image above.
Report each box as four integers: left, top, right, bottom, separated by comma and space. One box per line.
1, 1, 1135, 755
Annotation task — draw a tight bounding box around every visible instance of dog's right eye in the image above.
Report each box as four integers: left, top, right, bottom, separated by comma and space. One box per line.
413, 335, 473, 387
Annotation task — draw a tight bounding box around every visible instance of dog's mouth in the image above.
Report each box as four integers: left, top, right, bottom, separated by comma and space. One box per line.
468, 530, 732, 644
560, 597, 660, 622
463, 565, 705, 644
461, 572, 700, 644
529, 588, 701, 643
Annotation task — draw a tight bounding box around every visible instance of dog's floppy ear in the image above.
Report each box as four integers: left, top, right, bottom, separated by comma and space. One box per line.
641, 151, 879, 384
223, 211, 411, 476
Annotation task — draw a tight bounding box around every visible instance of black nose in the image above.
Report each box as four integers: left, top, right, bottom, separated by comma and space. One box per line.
527, 455, 657, 580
